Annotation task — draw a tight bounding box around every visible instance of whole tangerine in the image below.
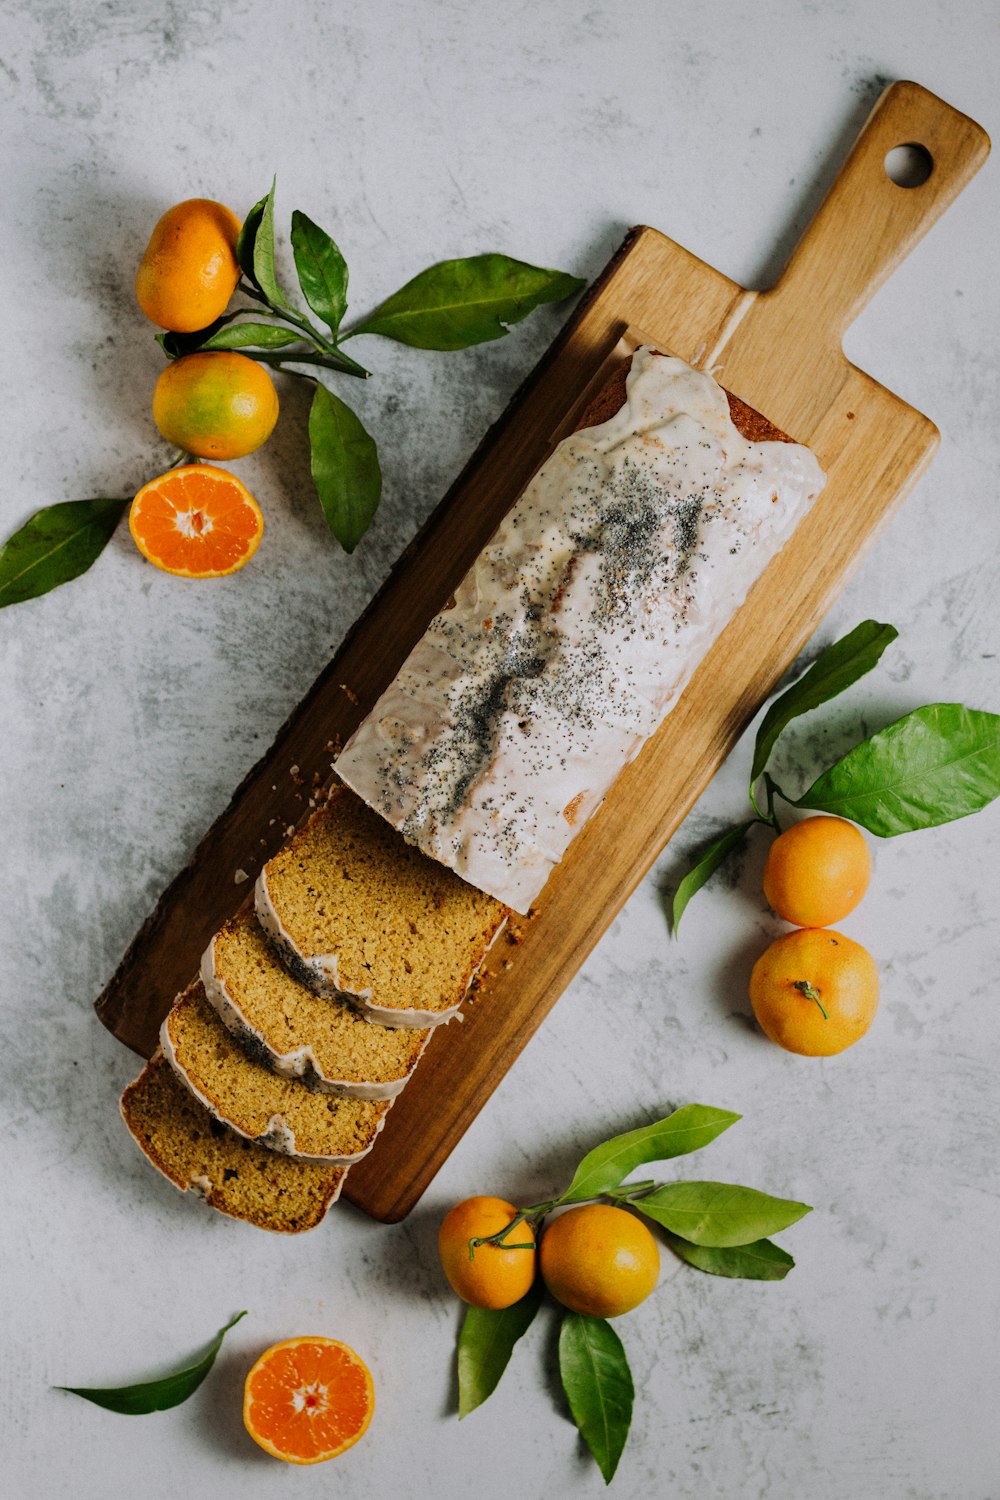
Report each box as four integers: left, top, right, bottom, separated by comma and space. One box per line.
539, 1204, 659, 1318
749, 926, 879, 1056
438, 1196, 537, 1310
763, 815, 872, 928
152, 351, 279, 460
136, 197, 242, 333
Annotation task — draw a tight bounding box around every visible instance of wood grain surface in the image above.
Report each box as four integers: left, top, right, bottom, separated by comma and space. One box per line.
96, 81, 989, 1221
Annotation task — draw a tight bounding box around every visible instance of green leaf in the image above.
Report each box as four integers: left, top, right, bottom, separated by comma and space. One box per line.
291, 210, 349, 334
561, 1105, 740, 1205
349, 254, 585, 350
195, 321, 306, 352
558, 1314, 633, 1484
794, 702, 1000, 835
55, 1311, 247, 1415
750, 620, 898, 787
308, 384, 382, 551
457, 1280, 543, 1417
661, 1228, 795, 1280
236, 195, 266, 286
671, 821, 755, 933
0, 497, 129, 608
251, 178, 291, 310
634, 1182, 811, 1247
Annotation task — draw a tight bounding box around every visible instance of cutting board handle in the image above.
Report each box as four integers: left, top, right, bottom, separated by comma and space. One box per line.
762, 80, 990, 345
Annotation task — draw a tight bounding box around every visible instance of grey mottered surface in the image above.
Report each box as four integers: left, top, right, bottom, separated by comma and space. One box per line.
2, 3, 998, 1497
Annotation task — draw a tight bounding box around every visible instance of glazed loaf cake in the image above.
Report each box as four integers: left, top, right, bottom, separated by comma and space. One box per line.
161, 980, 392, 1164
120, 1052, 345, 1232
255, 782, 507, 1026
202, 903, 430, 1099
336, 347, 826, 912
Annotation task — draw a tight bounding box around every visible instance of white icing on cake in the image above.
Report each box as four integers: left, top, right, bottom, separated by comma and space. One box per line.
336, 348, 826, 912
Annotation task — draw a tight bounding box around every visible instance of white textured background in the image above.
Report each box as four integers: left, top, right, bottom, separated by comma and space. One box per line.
1, 3, 998, 1497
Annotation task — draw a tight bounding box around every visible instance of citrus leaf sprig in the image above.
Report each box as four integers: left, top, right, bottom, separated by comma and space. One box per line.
672, 619, 1000, 930
0, 186, 584, 605
161, 177, 585, 553
453, 1106, 810, 1484
55, 1310, 246, 1416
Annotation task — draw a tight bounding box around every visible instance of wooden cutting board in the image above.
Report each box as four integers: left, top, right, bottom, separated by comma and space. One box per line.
97, 81, 988, 1221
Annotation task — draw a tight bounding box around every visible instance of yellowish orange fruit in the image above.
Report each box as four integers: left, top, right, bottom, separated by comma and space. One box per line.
136, 198, 242, 333
243, 1337, 374, 1465
152, 351, 279, 461
763, 815, 872, 928
539, 1204, 659, 1318
438, 1196, 537, 1309
749, 926, 879, 1055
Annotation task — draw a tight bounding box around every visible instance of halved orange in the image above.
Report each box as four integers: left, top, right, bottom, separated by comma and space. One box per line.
243, 1336, 374, 1465
129, 463, 263, 578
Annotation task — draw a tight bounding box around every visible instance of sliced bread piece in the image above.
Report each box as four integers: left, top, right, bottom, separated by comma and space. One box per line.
120, 1052, 344, 1233
161, 981, 391, 1164
255, 782, 507, 1026
202, 903, 430, 1099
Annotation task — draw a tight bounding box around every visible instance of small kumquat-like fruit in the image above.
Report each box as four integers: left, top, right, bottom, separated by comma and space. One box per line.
243, 1336, 374, 1465
136, 198, 242, 333
152, 351, 279, 461
129, 464, 264, 578
438, 1196, 537, 1309
749, 926, 879, 1056
762, 815, 872, 928
540, 1203, 660, 1318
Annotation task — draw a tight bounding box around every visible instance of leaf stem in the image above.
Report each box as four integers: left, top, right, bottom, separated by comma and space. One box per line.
236, 348, 368, 379
793, 980, 829, 1020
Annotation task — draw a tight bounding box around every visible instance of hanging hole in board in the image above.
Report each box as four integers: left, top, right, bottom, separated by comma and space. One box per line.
884, 143, 934, 188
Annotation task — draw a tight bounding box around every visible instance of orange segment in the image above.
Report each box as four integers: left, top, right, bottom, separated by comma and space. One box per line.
243, 1337, 374, 1465
129, 464, 264, 578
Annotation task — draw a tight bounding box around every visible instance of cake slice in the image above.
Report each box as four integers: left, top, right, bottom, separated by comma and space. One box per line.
161, 981, 391, 1164
120, 1052, 344, 1233
255, 782, 507, 1026
202, 904, 429, 1099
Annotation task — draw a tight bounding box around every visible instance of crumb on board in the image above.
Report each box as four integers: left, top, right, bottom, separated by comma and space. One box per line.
234, 868, 249, 885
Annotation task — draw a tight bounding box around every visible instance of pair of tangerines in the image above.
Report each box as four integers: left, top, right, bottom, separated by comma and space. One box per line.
439, 1197, 659, 1317
751, 815, 878, 1055
131, 199, 276, 578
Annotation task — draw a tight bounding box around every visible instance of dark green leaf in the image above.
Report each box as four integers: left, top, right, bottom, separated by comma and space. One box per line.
671, 821, 755, 933
236, 195, 266, 286
308, 384, 382, 551
0, 498, 129, 608
55, 1311, 247, 1415
349, 254, 585, 350
291, 210, 349, 334
252, 178, 291, 310
634, 1181, 811, 1247
196, 321, 305, 352
661, 1228, 795, 1280
457, 1279, 543, 1417
561, 1105, 740, 1205
750, 620, 898, 787
795, 703, 1000, 835
558, 1314, 633, 1484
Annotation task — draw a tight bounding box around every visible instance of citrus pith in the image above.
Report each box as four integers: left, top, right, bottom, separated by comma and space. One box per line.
136, 198, 242, 333
749, 926, 879, 1055
152, 351, 279, 461
243, 1337, 374, 1465
438, 1196, 537, 1309
539, 1204, 659, 1318
763, 815, 871, 928
129, 464, 263, 578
